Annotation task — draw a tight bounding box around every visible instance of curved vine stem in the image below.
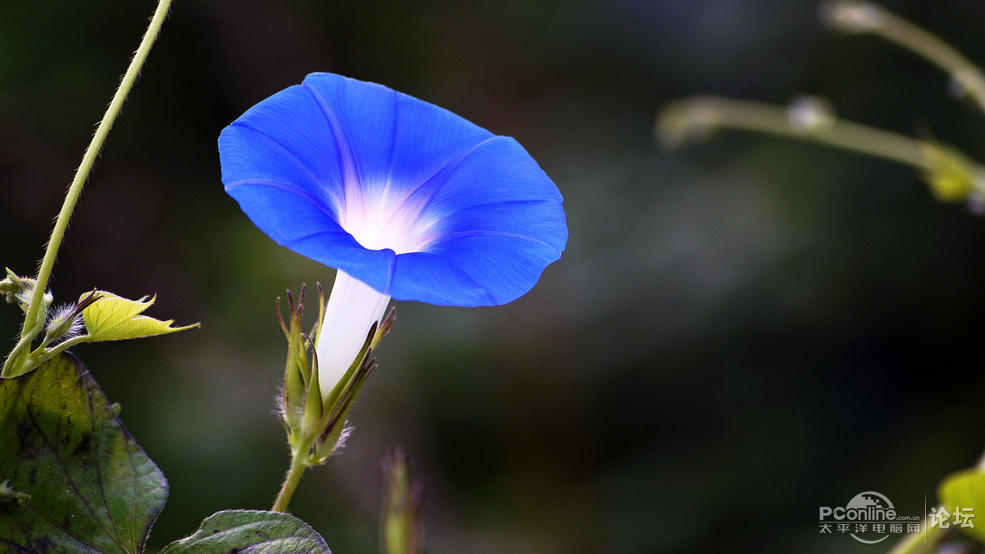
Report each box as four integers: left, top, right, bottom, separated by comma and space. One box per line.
5, 0, 173, 377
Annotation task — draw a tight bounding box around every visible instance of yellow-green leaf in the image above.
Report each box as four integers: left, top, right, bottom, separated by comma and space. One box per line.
81, 291, 198, 342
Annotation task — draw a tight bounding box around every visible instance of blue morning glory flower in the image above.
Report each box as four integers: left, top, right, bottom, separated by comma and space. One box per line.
219, 73, 567, 395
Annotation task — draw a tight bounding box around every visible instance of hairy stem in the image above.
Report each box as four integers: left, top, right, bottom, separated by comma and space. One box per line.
272, 441, 311, 513
13, 0, 173, 366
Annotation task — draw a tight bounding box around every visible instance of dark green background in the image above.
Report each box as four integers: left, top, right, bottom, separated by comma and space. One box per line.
2, 1, 985, 552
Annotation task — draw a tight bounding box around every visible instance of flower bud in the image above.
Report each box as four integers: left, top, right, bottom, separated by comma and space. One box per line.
44, 291, 100, 343
381, 448, 424, 554
1, 269, 49, 314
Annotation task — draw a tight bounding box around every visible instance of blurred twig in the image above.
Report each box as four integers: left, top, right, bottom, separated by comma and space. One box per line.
659, 95, 927, 168
657, 95, 985, 203
821, 1, 985, 114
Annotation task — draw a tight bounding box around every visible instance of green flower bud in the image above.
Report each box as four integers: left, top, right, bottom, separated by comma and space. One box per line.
381, 448, 424, 554
44, 291, 100, 343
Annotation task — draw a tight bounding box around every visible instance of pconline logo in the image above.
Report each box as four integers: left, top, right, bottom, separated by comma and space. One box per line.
820, 491, 897, 522
818, 491, 921, 544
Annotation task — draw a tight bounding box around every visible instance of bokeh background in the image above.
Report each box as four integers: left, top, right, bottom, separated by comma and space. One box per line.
3, 1, 985, 552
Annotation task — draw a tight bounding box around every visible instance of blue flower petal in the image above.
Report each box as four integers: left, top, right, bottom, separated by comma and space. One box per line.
392, 233, 563, 306
299, 73, 495, 203
219, 72, 567, 306
220, 86, 346, 210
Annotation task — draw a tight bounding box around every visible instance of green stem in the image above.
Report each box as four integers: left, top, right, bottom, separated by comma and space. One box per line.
28, 335, 93, 369
658, 96, 934, 171
823, 1, 985, 114
17, 0, 172, 348
2, 325, 42, 378
272, 441, 311, 512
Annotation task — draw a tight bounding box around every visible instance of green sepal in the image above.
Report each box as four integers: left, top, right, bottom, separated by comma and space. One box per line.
278, 291, 307, 437
161, 510, 331, 553
277, 285, 322, 452
320, 308, 394, 418
276, 286, 394, 467
0, 353, 168, 552
311, 322, 378, 462
299, 338, 323, 445
81, 291, 199, 342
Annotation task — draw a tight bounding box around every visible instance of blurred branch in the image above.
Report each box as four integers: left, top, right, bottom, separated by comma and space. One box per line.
656, 95, 985, 204
821, 1, 985, 114
659, 96, 926, 168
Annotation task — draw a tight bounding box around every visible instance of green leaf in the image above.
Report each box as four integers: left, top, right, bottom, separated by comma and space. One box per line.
937, 469, 985, 543
161, 510, 331, 553
0, 354, 168, 552
81, 291, 198, 342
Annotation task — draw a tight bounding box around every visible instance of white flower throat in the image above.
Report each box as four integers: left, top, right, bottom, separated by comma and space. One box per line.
336, 182, 440, 254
